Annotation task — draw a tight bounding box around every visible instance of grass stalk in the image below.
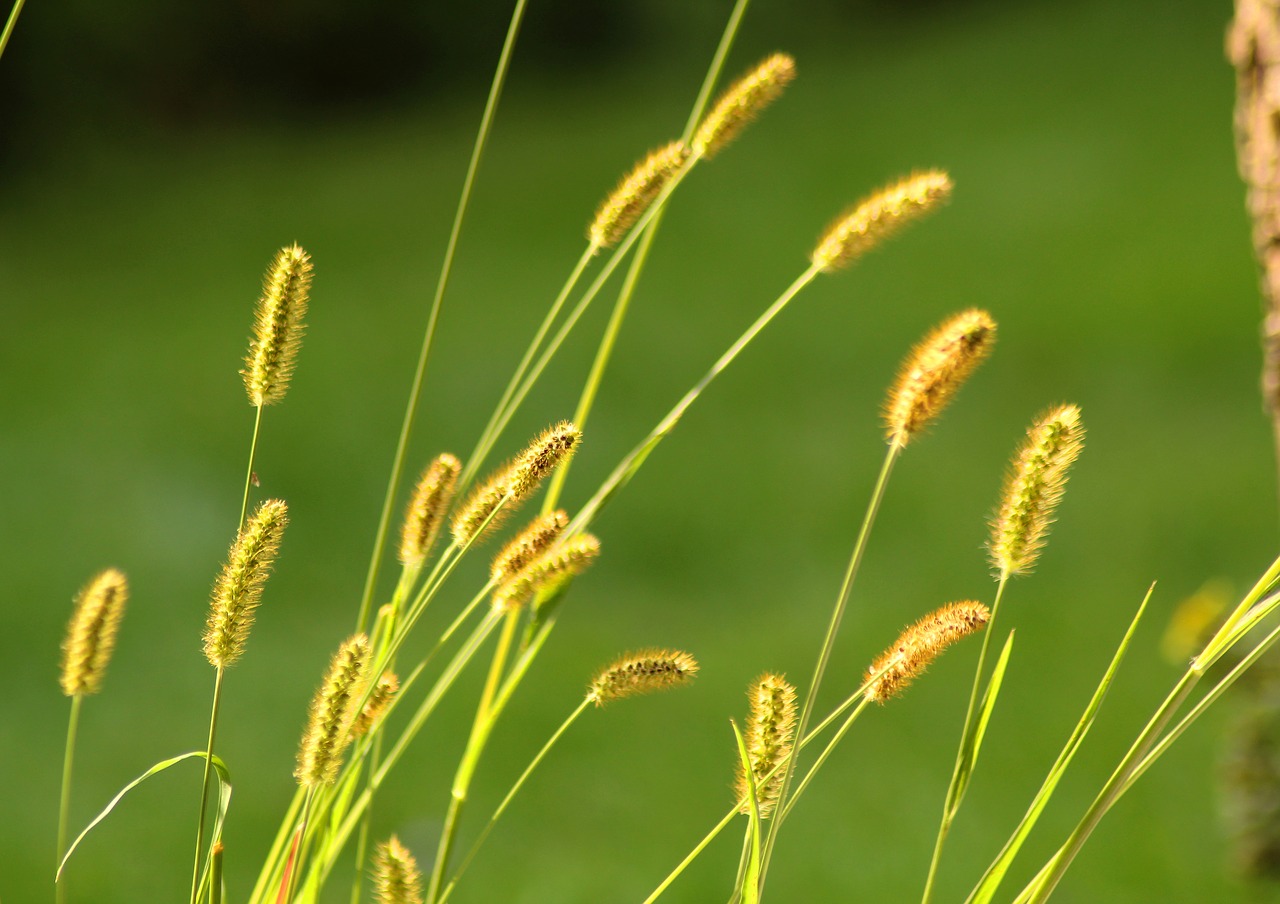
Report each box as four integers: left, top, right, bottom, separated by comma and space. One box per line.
55, 692, 82, 904
190, 667, 226, 904
0, 0, 25, 61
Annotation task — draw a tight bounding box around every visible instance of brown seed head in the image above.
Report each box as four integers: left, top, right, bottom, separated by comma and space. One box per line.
884, 309, 995, 448
587, 649, 699, 706
399, 453, 461, 567
350, 671, 400, 739
243, 244, 312, 407
60, 568, 129, 696
491, 510, 570, 585
492, 534, 600, 612
203, 499, 288, 668
811, 171, 953, 272
989, 404, 1085, 577
865, 601, 990, 703
692, 53, 797, 160
372, 835, 424, 904
588, 141, 689, 251
295, 634, 370, 787
735, 674, 797, 818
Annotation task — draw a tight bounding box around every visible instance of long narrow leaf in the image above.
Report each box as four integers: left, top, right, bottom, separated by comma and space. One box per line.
731, 720, 762, 904
948, 631, 1016, 819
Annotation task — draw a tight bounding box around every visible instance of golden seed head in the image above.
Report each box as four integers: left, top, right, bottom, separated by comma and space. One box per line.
509, 421, 581, 499
811, 170, 953, 272
587, 649, 699, 706
202, 499, 289, 669
60, 568, 129, 696
588, 141, 690, 251
399, 453, 462, 567
735, 674, 797, 818
350, 671, 400, 739
491, 510, 570, 585
372, 835, 424, 904
243, 244, 312, 407
989, 404, 1085, 577
884, 309, 995, 448
865, 601, 990, 703
295, 634, 370, 787
491, 534, 600, 612
692, 53, 797, 160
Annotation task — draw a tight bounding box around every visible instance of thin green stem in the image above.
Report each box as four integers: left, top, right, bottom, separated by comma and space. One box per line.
190, 667, 226, 904
249, 789, 305, 904
355, 0, 528, 635
282, 790, 317, 904
240, 406, 264, 529
55, 693, 83, 904
780, 698, 874, 820
643, 807, 742, 904
0, 0, 26, 62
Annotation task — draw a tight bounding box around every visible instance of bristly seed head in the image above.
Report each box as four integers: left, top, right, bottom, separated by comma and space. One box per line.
864, 601, 990, 703
884, 309, 995, 449
587, 649, 699, 706
372, 835, 424, 904
692, 53, 797, 160
295, 634, 370, 787
588, 141, 689, 252
811, 171, 953, 272
735, 673, 797, 818
989, 404, 1085, 578
203, 499, 289, 669
60, 568, 129, 696
491, 510, 570, 585
243, 244, 312, 407
491, 534, 600, 611
399, 453, 462, 567
350, 671, 399, 739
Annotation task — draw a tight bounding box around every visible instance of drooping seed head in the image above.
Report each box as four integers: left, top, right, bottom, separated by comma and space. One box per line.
295, 634, 370, 787
884, 309, 995, 449
203, 499, 289, 668
587, 649, 699, 706
811, 171, 953, 272
735, 673, 797, 818
692, 53, 797, 160
491, 534, 600, 612
864, 601, 990, 703
350, 671, 400, 739
243, 244, 312, 407
989, 404, 1085, 578
60, 568, 129, 696
588, 141, 690, 251
372, 835, 424, 904
399, 453, 461, 567
491, 510, 570, 585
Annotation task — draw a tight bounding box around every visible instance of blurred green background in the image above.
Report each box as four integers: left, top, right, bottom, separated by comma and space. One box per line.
2, 0, 1276, 901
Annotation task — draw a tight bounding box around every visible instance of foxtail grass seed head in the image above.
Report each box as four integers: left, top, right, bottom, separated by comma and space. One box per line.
60, 568, 129, 696
509, 421, 581, 499
587, 649, 699, 706
202, 499, 288, 668
399, 453, 461, 566
492, 534, 601, 611
491, 510, 570, 585
372, 835, 424, 904
692, 53, 797, 159
989, 404, 1085, 577
296, 634, 370, 787
351, 671, 399, 739
884, 309, 995, 448
243, 244, 312, 407
865, 601, 990, 703
588, 141, 689, 251
811, 170, 953, 272
735, 674, 797, 818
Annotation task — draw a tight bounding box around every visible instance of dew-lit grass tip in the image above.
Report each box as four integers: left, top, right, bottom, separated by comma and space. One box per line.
587, 649, 699, 706
692, 52, 797, 160
491, 510, 570, 585
989, 404, 1085, 578
811, 170, 952, 272
351, 671, 399, 739
202, 499, 289, 668
60, 568, 129, 697
399, 453, 462, 567
735, 673, 797, 818
243, 244, 312, 407
864, 601, 990, 703
884, 308, 995, 448
295, 634, 370, 787
589, 141, 689, 252
492, 534, 600, 612
372, 835, 424, 904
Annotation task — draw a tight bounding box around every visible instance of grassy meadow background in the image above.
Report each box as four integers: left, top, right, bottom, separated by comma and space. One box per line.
2, 0, 1276, 901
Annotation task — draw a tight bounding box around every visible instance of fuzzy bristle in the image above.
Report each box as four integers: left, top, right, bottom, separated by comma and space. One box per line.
588, 141, 689, 251
734, 673, 797, 818
883, 309, 995, 448
865, 601, 990, 703
692, 53, 797, 159
399, 453, 462, 566
811, 171, 952, 272
587, 649, 699, 706
295, 634, 370, 787
60, 568, 129, 696
491, 510, 570, 585
491, 534, 600, 611
372, 835, 424, 904
202, 499, 289, 668
243, 244, 312, 407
